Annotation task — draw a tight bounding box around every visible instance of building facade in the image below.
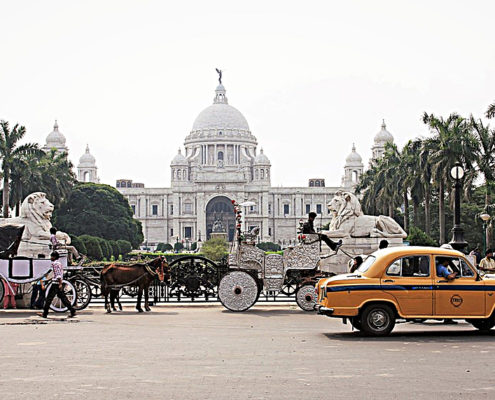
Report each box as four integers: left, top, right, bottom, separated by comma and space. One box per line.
117, 79, 394, 248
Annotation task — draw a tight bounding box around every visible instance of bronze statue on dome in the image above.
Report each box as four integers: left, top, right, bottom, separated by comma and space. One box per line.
215, 68, 222, 84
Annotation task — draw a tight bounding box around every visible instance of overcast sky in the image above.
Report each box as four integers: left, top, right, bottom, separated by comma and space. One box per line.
1, 1, 494, 188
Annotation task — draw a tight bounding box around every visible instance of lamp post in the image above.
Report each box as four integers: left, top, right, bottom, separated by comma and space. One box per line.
480, 212, 491, 254
449, 163, 468, 251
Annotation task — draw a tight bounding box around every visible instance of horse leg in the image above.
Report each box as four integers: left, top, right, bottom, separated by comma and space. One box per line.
103, 287, 111, 314
136, 288, 143, 312
144, 285, 151, 312
117, 290, 123, 311
111, 291, 118, 311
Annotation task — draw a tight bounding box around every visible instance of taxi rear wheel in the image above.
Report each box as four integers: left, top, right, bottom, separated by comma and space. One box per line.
361, 304, 395, 336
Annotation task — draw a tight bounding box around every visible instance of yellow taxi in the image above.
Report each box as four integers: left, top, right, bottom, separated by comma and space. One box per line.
316, 246, 495, 336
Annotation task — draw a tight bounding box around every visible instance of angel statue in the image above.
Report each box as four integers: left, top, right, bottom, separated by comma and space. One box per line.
215, 68, 222, 84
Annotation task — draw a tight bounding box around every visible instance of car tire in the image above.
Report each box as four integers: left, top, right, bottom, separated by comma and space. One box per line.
350, 317, 362, 331
468, 317, 495, 331
361, 304, 396, 336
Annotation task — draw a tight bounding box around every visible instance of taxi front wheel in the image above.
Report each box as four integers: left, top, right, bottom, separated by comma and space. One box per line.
361, 304, 396, 336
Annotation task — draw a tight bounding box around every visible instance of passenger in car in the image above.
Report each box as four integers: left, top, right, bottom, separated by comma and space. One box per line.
436, 257, 457, 280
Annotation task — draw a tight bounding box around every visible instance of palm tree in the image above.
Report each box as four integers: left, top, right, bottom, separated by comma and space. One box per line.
471, 116, 495, 246
0, 121, 41, 217
403, 139, 424, 229
486, 103, 495, 119
422, 113, 478, 244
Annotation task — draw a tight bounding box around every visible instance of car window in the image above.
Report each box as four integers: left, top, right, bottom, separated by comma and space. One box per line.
434, 256, 476, 278
386, 255, 430, 277
356, 256, 376, 273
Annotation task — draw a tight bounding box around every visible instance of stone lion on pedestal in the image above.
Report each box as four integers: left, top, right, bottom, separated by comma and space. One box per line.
322, 191, 407, 239
0, 192, 71, 257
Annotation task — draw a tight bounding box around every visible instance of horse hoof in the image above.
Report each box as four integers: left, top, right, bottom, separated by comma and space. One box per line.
145, 308, 151, 312
137, 309, 144, 313
106, 309, 112, 314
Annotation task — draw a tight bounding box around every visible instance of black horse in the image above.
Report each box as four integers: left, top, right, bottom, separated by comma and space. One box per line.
100, 257, 170, 313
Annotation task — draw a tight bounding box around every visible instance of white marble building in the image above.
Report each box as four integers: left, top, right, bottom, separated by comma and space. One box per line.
42, 121, 100, 183
116, 79, 395, 247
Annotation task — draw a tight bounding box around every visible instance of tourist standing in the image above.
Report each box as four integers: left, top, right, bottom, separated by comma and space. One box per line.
479, 249, 495, 273
39, 251, 76, 318
2, 279, 18, 309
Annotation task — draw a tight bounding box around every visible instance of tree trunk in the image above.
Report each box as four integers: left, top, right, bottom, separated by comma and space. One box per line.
425, 186, 431, 235
439, 180, 445, 244
388, 204, 393, 218
403, 190, 409, 232
413, 200, 419, 227
2, 172, 9, 218
486, 184, 493, 249
15, 202, 20, 217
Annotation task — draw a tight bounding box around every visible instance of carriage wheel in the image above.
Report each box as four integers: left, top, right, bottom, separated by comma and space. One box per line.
0, 282, 4, 303
169, 256, 219, 299
47, 280, 77, 313
218, 271, 258, 312
295, 284, 317, 312
71, 278, 92, 311
280, 277, 299, 296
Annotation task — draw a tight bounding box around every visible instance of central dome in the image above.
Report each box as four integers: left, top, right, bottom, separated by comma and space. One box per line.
191, 84, 250, 133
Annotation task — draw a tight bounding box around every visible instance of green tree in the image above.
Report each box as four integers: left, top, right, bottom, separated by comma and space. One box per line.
116, 239, 132, 256
79, 235, 103, 260
0, 121, 42, 217
108, 240, 120, 258
201, 237, 228, 261
54, 183, 143, 248
174, 242, 184, 253
406, 226, 438, 246
70, 236, 87, 255
422, 113, 478, 244
96, 237, 112, 260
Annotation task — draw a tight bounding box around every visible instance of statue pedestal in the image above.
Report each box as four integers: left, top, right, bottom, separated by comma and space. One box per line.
319, 237, 404, 274
210, 232, 227, 241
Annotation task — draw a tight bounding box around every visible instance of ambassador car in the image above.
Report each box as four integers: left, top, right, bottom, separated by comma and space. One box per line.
316, 246, 495, 336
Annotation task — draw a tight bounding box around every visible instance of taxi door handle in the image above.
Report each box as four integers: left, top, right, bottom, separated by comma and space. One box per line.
437, 280, 448, 283
383, 279, 395, 283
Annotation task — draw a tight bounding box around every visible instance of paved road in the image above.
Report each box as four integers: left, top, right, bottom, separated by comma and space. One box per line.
0, 305, 494, 400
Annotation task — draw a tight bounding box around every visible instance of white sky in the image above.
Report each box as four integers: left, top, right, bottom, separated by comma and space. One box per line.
1, 0, 494, 188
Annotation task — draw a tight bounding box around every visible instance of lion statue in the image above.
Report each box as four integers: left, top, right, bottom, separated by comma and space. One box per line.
322, 191, 407, 238
0, 192, 71, 257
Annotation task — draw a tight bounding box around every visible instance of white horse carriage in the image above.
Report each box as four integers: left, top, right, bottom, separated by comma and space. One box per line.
0, 224, 77, 312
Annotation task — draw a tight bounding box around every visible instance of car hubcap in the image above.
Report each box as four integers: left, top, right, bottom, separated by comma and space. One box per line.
370, 310, 388, 330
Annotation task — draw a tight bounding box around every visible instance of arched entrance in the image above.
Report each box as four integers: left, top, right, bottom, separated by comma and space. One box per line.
206, 196, 235, 241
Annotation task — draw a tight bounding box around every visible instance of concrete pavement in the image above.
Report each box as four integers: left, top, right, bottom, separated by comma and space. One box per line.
0, 305, 494, 399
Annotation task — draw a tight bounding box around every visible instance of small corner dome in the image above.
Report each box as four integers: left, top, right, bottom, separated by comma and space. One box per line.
78, 145, 96, 167
254, 148, 271, 165
171, 148, 188, 165
374, 120, 394, 144
345, 144, 363, 166
45, 120, 67, 147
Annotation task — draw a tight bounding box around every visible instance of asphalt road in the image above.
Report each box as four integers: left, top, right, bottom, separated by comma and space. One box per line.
0, 305, 494, 400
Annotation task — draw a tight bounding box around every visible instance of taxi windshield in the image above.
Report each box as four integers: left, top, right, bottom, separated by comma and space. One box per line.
356, 255, 376, 273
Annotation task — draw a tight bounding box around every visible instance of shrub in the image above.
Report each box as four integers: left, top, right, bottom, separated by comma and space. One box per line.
201, 237, 228, 261
96, 237, 112, 260
79, 235, 103, 260
108, 240, 120, 259
407, 226, 438, 247
174, 242, 184, 253
117, 239, 133, 256
257, 242, 281, 252
190, 242, 197, 251
70, 236, 87, 255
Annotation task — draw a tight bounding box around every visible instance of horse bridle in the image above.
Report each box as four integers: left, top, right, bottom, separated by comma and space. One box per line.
145, 256, 169, 282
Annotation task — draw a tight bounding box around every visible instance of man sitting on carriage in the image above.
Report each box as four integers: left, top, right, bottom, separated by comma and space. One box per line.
302, 212, 342, 252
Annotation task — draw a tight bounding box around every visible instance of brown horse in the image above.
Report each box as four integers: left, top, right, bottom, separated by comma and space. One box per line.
100, 256, 170, 313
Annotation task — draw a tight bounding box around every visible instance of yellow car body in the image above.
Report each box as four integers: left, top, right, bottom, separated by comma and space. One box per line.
316, 246, 495, 336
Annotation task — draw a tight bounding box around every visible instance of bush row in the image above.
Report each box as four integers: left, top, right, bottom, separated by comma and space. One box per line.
71, 235, 133, 261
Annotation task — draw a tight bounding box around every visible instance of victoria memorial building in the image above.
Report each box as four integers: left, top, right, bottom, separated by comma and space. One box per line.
114, 77, 395, 248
